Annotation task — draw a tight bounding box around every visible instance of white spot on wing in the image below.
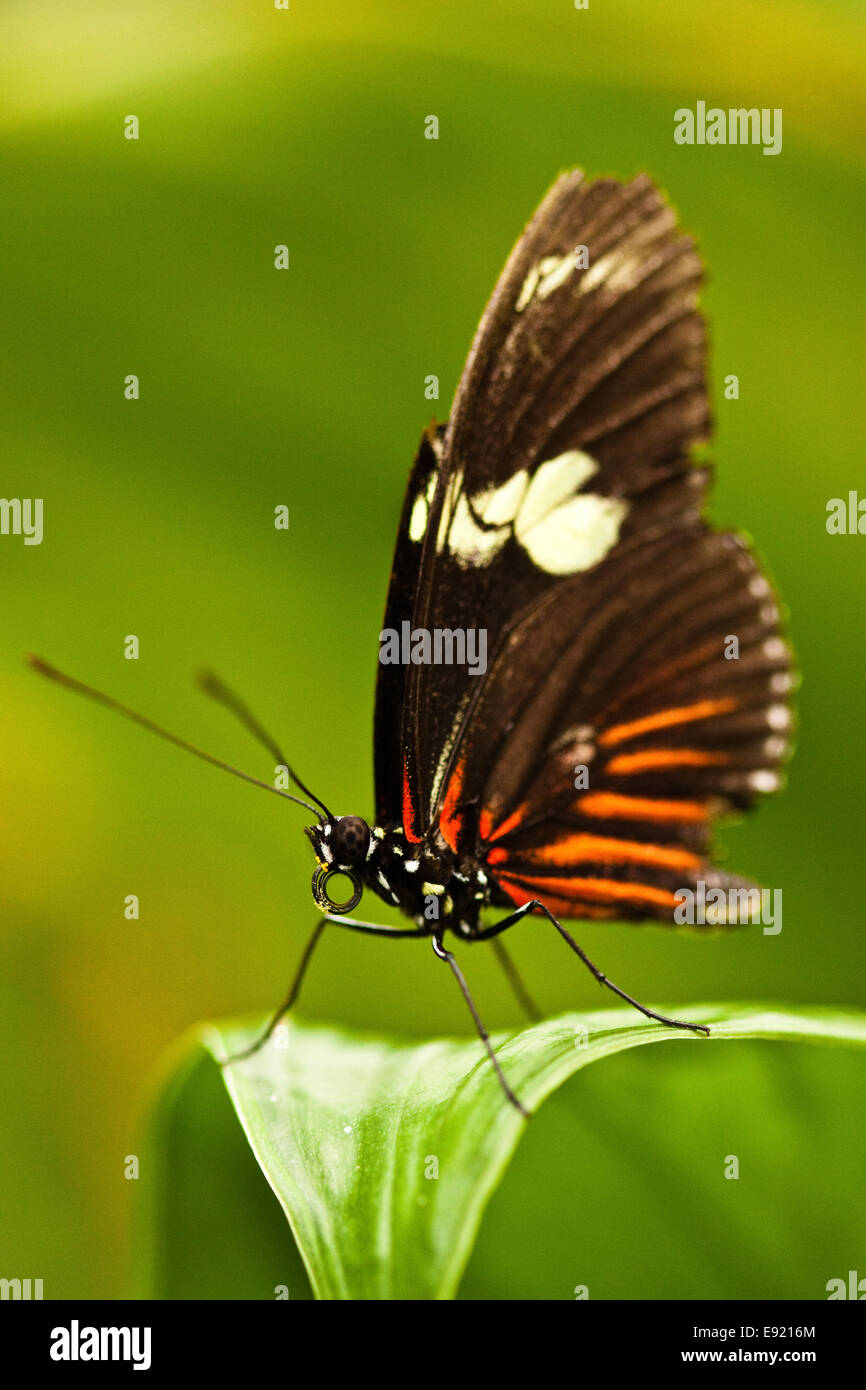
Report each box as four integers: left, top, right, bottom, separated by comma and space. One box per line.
437, 468, 464, 550
514, 451, 628, 575
516, 253, 579, 312
749, 770, 779, 792
408, 469, 437, 543
515, 264, 541, 312
445, 470, 529, 567
444, 449, 628, 577
408, 493, 428, 542
536, 253, 576, 300
447, 493, 512, 566
578, 247, 643, 296
766, 704, 790, 731
514, 451, 598, 532
475, 470, 529, 525
517, 493, 628, 575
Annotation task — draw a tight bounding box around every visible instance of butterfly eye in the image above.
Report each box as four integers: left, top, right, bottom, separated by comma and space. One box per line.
311, 865, 363, 914
330, 815, 371, 866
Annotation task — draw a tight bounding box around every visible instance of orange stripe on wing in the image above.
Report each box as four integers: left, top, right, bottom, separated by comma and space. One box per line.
599, 697, 736, 748
438, 756, 466, 853
606, 748, 729, 776
498, 872, 679, 910
488, 833, 700, 872
480, 801, 532, 844
579, 792, 707, 823
499, 878, 619, 919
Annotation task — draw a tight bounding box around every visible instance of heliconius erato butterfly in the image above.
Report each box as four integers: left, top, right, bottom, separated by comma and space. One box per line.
31, 170, 793, 1115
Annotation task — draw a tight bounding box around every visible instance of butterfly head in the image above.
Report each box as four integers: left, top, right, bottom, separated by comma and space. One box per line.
306, 816, 371, 913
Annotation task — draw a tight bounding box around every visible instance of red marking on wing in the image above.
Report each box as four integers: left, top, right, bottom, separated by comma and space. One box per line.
438, 756, 466, 853
479, 801, 532, 844
402, 755, 422, 844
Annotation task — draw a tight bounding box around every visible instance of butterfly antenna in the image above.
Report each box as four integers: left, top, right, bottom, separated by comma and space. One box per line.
197, 670, 333, 822
26, 655, 326, 820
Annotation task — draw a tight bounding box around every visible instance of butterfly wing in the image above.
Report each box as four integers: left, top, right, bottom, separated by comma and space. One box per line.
373, 424, 441, 828
374, 169, 792, 916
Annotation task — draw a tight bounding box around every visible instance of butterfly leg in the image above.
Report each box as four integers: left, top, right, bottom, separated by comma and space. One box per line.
219, 917, 329, 1064
221, 914, 430, 1065
432, 934, 530, 1118
490, 937, 542, 1022
320, 913, 431, 938
476, 902, 710, 1036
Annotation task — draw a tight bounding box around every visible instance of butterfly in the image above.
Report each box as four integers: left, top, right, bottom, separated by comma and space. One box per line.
31, 169, 793, 1116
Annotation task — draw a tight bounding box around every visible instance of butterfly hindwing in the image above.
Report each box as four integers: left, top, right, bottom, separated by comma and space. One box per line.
471, 527, 792, 922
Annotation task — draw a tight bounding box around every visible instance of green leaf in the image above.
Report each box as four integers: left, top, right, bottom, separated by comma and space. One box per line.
138, 1004, 866, 1300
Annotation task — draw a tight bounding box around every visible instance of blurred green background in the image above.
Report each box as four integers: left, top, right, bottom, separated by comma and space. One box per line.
1, 0, 864, 1299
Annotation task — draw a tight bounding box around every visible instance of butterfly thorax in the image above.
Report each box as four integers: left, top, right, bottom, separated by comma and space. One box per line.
361, 824, 492, 934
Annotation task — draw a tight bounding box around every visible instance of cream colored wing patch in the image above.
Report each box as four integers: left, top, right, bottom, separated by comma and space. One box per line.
444, 449, 629, 576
